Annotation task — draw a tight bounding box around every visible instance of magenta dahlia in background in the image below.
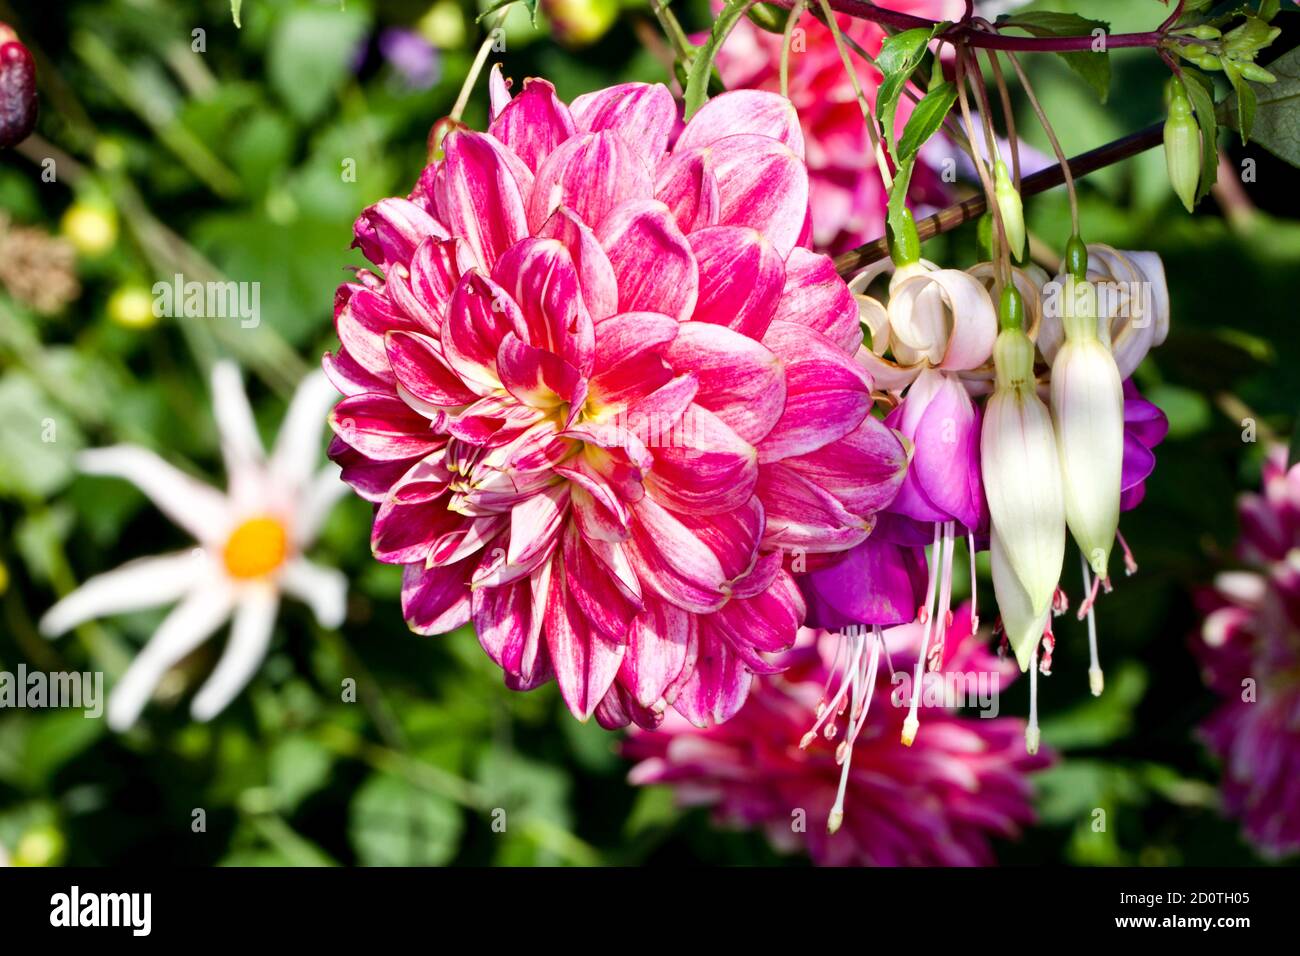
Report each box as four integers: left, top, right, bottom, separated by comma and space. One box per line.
713, 0, 963, 252
325, 73, 910, 730
627, 603, 1050, 864
1194, 447, 1300, 857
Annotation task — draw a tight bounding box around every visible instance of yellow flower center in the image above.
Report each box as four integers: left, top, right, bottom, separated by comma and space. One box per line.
222, 516, 289, 579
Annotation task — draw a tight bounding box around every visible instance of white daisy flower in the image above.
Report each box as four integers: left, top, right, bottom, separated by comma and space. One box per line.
40, 361, 347, 730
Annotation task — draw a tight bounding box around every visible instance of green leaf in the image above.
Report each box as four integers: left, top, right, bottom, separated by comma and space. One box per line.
1224, 62, 1259, 141
348, 772, 464, 866
1181, 68, 1221, 201
0, 372, 84, 500
1222, 44, 1300, 166
873, 24, 943, 156
898, 81, 956, 159
268, 736, 334, 813
683, 0, 752, 121
998, 12, 1112, 102
267, 6, 371, 123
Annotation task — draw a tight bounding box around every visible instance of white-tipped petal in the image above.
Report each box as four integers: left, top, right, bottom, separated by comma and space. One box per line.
279, 557, 347, 629
1050, 339, 1124, 578
990, 530, 1051, 672
78, 446, 230, 544
211, 362, 266, 496
106, 586, 234, 731
39, 550, 210, 637
271, 369, 340, 491
190, 585, 279, 722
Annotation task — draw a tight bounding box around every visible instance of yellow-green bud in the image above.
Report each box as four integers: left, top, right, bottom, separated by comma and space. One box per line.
1240, 63, 1277, 83
993, 159, 1026, 262
746, 3, 790, 34
1164, 79, 1200, 213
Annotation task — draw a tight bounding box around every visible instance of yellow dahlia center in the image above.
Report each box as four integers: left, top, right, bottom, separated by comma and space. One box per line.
223, 516, 288, 579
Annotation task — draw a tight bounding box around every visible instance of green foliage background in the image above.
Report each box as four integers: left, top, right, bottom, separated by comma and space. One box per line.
0, 0, 1297, 866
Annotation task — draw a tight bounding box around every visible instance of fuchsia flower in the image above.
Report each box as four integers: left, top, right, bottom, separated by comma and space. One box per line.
713, 1, 963, 252
626, 603, 1050, 865
1120, 379, 1168, 513
325, 74, 909, 729
1194, 447, 1300, 857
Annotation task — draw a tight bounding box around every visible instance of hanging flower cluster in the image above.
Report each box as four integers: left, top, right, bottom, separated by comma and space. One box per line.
1194, 447, 1300, 857
325, 74, 910, 729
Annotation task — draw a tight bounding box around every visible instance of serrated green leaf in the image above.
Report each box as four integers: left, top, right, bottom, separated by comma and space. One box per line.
1182, 68, 1220, 201
897, 81, 956, 159
683, 0, 752, 121
1222, 44, 1300, 166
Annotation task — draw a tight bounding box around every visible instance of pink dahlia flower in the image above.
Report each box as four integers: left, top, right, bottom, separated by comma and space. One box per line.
1194, 447, 1300, 857
627, 603, 1050, 864
713, 1, 964, 252
325, 74, 910, 729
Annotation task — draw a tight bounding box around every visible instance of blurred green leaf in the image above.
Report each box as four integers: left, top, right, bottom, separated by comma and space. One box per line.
268, 4, 371, 123
268, 735, 334, 812
348, 772, 463, 866
0, 373, 84, 500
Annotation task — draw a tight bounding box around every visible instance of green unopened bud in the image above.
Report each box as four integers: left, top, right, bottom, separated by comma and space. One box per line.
1192, 52, 1224, 71
888, 207, 922, 268
746, 2, 790, 34
1180, 26, 1221, 40
1164, 79, 1200, 213
1240, 63, 1277, 83
999, 283, 1025, 333
993, 159, 1026, 262
1063, 234, 1088, 278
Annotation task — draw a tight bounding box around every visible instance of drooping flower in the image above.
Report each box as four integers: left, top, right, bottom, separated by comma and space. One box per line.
626, 603, 1050, 864
1194, 446, 1300, 857
325, 75, 908, 729
1120, 378, 1169, 513
713, 1, 964, 252
41, 363, 347, 730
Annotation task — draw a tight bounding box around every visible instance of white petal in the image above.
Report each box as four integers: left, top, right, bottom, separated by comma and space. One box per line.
279, 557, 347, 629
39, 550, 210, 637
211, 361, 266, 491
107, 586, 235, 731
990, 529, 1050, 672
79, 446, 230, 544
271, 370, 339, 492
190, 586, 279, 722
292, 465, 347, 547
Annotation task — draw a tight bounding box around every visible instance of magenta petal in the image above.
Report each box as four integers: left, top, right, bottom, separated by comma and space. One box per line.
487, 77, 576, 173
472, 580, 540, 681
323, 347, 390, 398
537, 207, 619, 322
664, 322, 785, 446
336, 287, 425, 382
772, 247, 862, 354
352, 197, 448, 268
330, 437, 421, 503
619, 599, 692, 708
675, 89, 805, 158
802, 535, 927, 629
528, 131, 653, 233
402, 559, 472, 635
644, 405, 758, 515
546, 558, 625, 720
758, 320, 872, 462
757, 461, 872, 553
569, 82, 676, 168
385, 330, 478, 407
782, 413, 908, 516
372, 493, 461, 564
626, 495, 729, 613
689, 225, 785, 339
440, 271, 527, 393
562, 526, 639, 642
674, 497, 765, 584
497, 332, 585, 409
491, 238, 595, 376
433, 130, 532, 272
672, 633, 751, 727
592, 311, 679, 375
709, 567, 803, 656
898, 369, 983, 530
597, 199, 699, 322
654, 150, 722, 234
331, 392, 443, 461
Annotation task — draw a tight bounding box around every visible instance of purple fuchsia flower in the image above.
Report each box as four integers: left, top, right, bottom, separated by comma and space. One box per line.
1120, 378, 1168, 515
1194, 447, 1300, 857
325, 73, 910, 730
626, 602, 1051, 862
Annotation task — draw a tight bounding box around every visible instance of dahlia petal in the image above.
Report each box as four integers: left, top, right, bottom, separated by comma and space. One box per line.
677, 135, 808, 257
592, 311, 679, 374
689, 225, 785, 339
675, 89, 805, 158
528, 131, 653, 233
644, 405, 758, 515
758, 321, 872, 462
441, 271, 527, 393
596, 199, 699, 322
497, 332, 585, 409
427, 514, 507, 568
569, 82, 676, 168
434, 130, 532, 272
403, 236, 478, 326
546, 560, 625, 720
664, 323, 785, 446
401, 559, 473, 635
782, 413, 909, 516
385, 330, 478, 407
491, 238, 595, 376
331, 392, 443, 461
773, 247, 862, 354
336, 288, 423, 382
507, 483, 571, 570
672, 636, 751, 727
654, 150, 722, 234
487, 77, 577, 173
323, 347, 389, 397
563, 526, 640, 642
329, 436, 421, 502
626, 495, 729, 613
757, 461, 872, 552
675, 497, 766, 584
710, 566, 803, 656
619, 599, 692, 708
352, 197, 448, 268
537, 207, 619, 321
